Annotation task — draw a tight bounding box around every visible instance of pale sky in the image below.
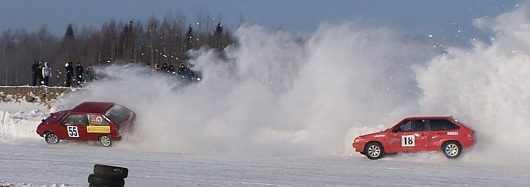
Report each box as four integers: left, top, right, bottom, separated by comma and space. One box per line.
0, 0, 522, 46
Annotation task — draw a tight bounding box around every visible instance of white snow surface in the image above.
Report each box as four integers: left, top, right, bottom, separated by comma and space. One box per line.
0, 102, 528, 186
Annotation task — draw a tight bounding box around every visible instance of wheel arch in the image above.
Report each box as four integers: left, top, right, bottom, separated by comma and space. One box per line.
441, 140, 461, 148
363, 141, 385, 153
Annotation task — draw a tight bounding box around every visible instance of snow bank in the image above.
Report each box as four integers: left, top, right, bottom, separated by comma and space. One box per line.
0, 102, 48, 141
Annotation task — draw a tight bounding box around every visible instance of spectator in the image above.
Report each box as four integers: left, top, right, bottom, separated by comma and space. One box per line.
177, 63, 187, 75
31, 60, 40, 86
86, 65, 96, 82
75, 62, 84, 86
38, 61, 44, 85
161, 63, 169, 73
65, 62, 74, 87
168, 64, 175, 74
41, 62, 52, 86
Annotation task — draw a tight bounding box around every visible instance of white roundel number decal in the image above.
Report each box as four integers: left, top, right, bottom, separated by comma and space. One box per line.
67, 126, 79, 137
402, 135, 415, 147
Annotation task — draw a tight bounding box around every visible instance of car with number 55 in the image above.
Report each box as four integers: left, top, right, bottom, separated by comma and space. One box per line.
352, 116, 475, 159
36, 102, 135, 147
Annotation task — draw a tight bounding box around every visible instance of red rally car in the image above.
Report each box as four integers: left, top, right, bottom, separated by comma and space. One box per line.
36, 102, 135, 147
352, 116, 475, 159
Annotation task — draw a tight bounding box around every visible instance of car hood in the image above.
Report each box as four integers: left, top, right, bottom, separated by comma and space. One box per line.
357, 131, 387, 139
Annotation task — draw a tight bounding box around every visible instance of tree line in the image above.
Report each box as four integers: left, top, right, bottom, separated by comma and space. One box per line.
0, 14, 235, 86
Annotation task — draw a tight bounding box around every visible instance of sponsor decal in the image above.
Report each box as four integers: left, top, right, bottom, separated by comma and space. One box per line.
447, 132, 458, 136
374, 135, 386, 138
87, 126, 111, 134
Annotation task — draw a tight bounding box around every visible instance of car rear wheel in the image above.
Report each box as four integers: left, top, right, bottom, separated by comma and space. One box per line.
364, 142, 384, 160
442, 141, 462, 159
99, 135, 112, 147
45, 132, 60, 144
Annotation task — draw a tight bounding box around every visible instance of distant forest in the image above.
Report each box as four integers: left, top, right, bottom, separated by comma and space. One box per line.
0, 14, 236, 86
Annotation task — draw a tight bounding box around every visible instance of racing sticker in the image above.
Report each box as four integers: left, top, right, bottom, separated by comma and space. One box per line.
90, 116, 103, 125
87, 126, 111, 134
67, 126, 79, 137
447, 132, 458, 136
401, 135, 415, 147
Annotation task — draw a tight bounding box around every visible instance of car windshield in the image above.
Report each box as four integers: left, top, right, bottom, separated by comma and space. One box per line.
104, 104, 133, 124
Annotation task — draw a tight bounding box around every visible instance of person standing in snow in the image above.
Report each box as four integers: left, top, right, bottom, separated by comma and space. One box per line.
161, 63, 169, 73
75, 62, 84, 86
31, 60, 40, 86
38, 61, 44, 85
65, 62, 74, 87
168, 64, 175, 75
41, 62, 52, 86
86, 65, 96, 82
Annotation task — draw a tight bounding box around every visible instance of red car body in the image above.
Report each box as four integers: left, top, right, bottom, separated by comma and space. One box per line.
352, 116, 475, 159
36, 102, 135, 147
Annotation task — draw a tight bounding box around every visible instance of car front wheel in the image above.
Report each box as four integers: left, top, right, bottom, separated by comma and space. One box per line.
45, 132, 60, 144
442, 141, 462, 159
364, 142, 384, 160
99, 135, 112, 147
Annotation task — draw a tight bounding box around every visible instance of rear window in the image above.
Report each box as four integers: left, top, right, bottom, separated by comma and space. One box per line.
104, 104, 133, 123
430, 119, 460, 131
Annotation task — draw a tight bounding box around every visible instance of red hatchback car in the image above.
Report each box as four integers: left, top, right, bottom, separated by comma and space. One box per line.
36, 102, 135, 147
352, 116, 475, 159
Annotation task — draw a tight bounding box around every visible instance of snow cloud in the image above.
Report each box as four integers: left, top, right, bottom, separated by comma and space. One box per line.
57, 23, 434, 156
54, 2, 530, 165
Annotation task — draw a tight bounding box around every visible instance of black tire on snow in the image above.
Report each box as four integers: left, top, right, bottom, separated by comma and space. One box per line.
45, 132, 60, 144
364, 142, 385, 160
88, 174, 125, 186
93, 164, 129, 178
441, 141, 462, 159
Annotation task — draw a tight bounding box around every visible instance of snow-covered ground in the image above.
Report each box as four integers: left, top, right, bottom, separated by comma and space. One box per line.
2, 137, 530, 186
1, 102, 530, 186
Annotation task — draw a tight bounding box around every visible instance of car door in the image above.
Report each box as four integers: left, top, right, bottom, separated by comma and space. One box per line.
86, 114, 111, 139
61, 113, 89, 140
387, 119, 430, 152
427, 119, 461, 150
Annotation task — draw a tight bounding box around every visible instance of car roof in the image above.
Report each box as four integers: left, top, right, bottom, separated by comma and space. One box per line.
71, 102, 115, 114
402, 116, 453, 120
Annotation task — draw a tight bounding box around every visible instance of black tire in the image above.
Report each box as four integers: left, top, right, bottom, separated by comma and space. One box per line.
45, 132, 60, 144
88, 174, 125, 187
442, 141, 462, 159
364, 142, 385, 160
99, 135, 112, 147
94, 164, 128, 178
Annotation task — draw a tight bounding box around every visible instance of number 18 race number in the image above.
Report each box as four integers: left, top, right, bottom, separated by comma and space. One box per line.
401, 135, 415, 147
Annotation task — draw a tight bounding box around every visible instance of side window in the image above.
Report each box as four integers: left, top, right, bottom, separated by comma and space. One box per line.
88, 114, 109, 126
399, 120, 426, 132
430, 119, 460, 131
63, 114, 88, 126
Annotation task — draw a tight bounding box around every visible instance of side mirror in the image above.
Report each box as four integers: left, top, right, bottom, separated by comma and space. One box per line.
392, 128, 399, 133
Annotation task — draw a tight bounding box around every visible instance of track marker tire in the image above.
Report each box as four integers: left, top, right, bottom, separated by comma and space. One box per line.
93, 164, 128, 178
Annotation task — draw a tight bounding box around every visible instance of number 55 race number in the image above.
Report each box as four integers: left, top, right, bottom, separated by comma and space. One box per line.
67, 126, 79, 137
